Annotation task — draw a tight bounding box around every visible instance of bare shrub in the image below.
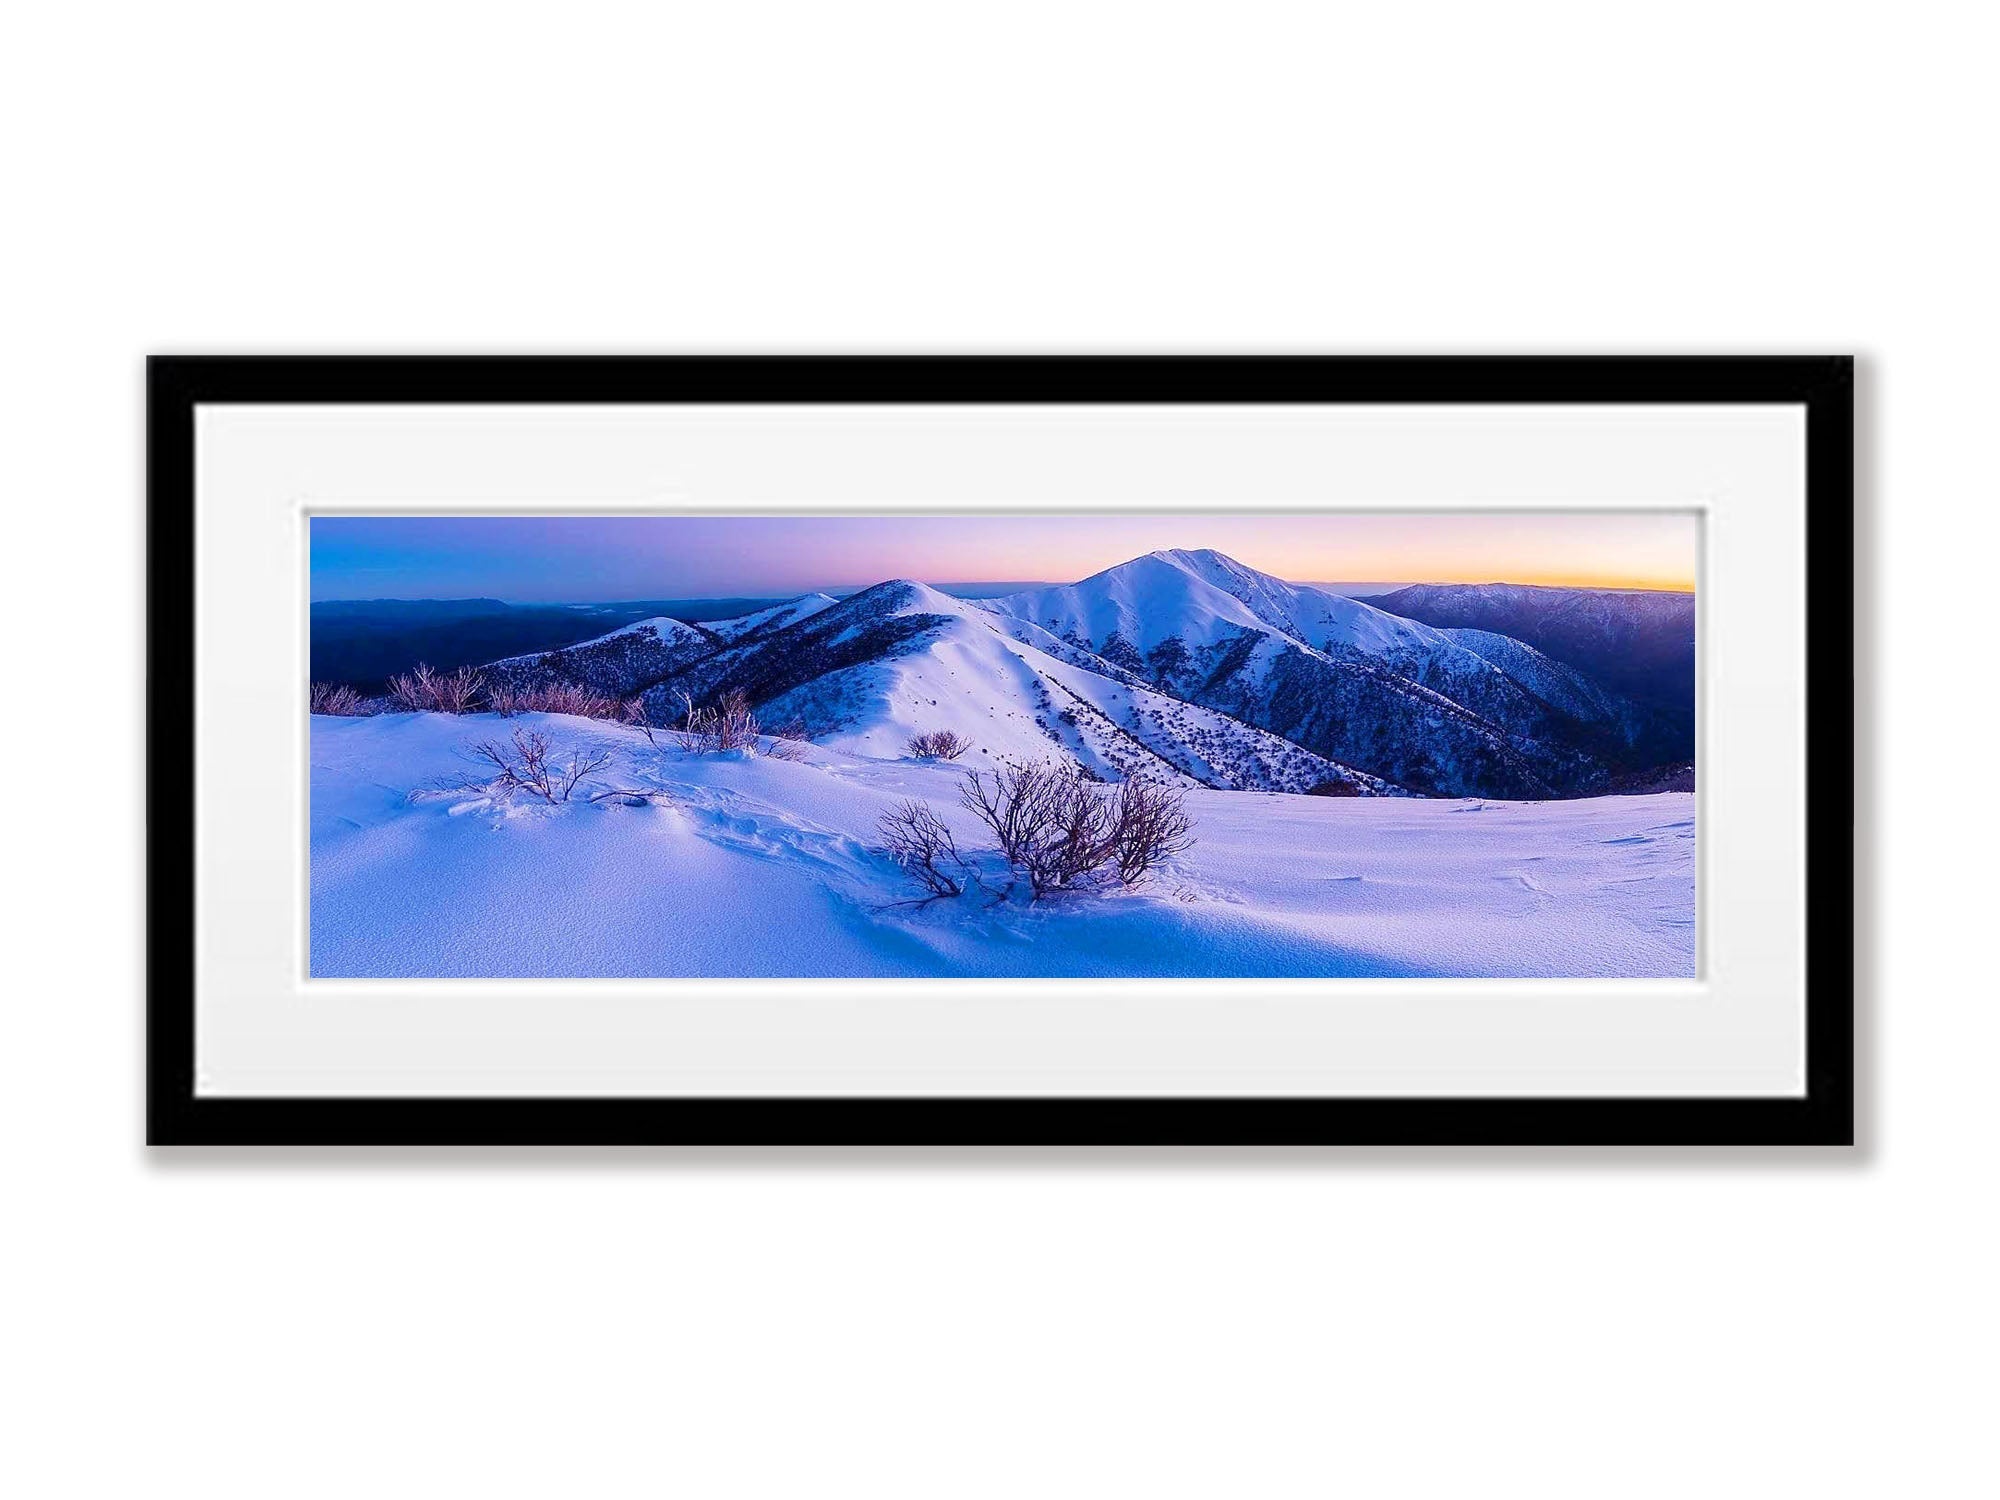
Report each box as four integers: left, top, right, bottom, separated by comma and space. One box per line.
673, 694, 704, 751
960, 760, 1067, 868
556, 746, 615, 802
1110, 777, 1195, 884
766, 718, 813, 761
878, 801, 966, 898
489, 680, 621, 720
623, 695, 663, 748
1304, 778, 1361, 798
308, 682, 370, 716
388, 662, 486, 714
631, 691, 798, 757
1024, 775, 1119, 897
957, 762, 1198, 898
960, 761, 1118, 899
676, 688, 762, 754
462, 728, 612, 804
906, 728, 971, 760
712, 689, 760, 751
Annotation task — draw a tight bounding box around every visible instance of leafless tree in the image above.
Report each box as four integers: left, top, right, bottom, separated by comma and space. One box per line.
308, 681, 369, 716
906, 728, 971, 760
1110, 777, 1195, 884
389, 662, 486, 714
878, 800, 966, 898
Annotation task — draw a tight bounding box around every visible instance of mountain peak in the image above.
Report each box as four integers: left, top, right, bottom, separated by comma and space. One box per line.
837, 578, 982, 621
993, 546, 1461, 660
1150, 546, 1245, 572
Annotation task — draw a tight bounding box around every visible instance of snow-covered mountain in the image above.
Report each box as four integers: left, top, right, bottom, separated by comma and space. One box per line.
482, 615, 718, 697
1142, 548, 1449, 655
1436, 627, 1619, 724
984, 551, 1290, 659
983, 549, 1649, 797
463, 551, 1692, 799
701, 592, 840, 644
632, 579, 1388, 794
1370, 581, 1695, 705
1369, 581, 1696, 761
985, 549, 1611, 723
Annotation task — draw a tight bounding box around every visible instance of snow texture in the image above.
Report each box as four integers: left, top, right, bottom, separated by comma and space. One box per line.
311, 712, 1696, 979
700, 592, 840, 644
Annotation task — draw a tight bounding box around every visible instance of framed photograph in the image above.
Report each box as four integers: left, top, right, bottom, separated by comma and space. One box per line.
148, 356, 1853, 1145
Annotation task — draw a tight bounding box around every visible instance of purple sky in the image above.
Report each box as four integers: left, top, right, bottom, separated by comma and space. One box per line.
310, 513, 1697, 602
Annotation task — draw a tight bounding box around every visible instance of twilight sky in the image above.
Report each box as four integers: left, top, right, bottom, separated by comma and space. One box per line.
310, 512, 1697, 602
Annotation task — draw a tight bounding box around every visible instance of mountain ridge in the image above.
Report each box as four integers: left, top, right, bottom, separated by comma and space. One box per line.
418, 555, 1697, 799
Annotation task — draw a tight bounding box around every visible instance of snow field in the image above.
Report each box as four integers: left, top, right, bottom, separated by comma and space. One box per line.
311, 711, 1696, 979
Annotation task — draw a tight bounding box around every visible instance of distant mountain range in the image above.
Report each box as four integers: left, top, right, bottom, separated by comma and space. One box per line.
316, 551, 1696, 799
1367, 581, 1696, 766
308, 596, 797, 690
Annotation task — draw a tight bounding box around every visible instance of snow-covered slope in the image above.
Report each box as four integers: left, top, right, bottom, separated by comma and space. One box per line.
987, 549, 1619, 728
636, 578, 1389, 793
984, 549, 1646, 797
636, 580, 1040, 756
984, 552, 1281, 656
482, 615, 717, 697
446, 550, 1682, 801
701, 592, 839, 643
755, 581, 1111, 768
1147, 548, 1449, 655
1439, 627, 1620, 725
990, 548, 1468, 659
310, 711, 1695, 979
1371, 581, 1697, 764
1371, 581, 1696, 705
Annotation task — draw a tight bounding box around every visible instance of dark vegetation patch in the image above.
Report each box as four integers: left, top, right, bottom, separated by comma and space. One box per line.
310, 597, 786, 692
483, 620, 719, 699
637, 584, 953, 728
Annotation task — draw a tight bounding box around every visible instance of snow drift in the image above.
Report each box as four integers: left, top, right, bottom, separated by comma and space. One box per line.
310, 711, 1696, 979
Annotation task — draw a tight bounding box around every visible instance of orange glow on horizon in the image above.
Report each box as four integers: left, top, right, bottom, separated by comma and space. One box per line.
790, 515, 1701, 598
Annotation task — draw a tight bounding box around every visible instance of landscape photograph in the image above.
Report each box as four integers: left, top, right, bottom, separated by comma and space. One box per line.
308, 512, 1697, 979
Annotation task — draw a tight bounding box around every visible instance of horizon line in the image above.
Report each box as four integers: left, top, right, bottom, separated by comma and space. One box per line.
313, 575, 1698, 607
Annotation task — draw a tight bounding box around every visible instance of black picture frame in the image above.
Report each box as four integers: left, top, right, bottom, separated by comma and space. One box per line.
148, 355, 1854, 1146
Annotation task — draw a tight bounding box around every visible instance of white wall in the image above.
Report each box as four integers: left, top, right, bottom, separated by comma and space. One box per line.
3, 4, 1989, 1495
